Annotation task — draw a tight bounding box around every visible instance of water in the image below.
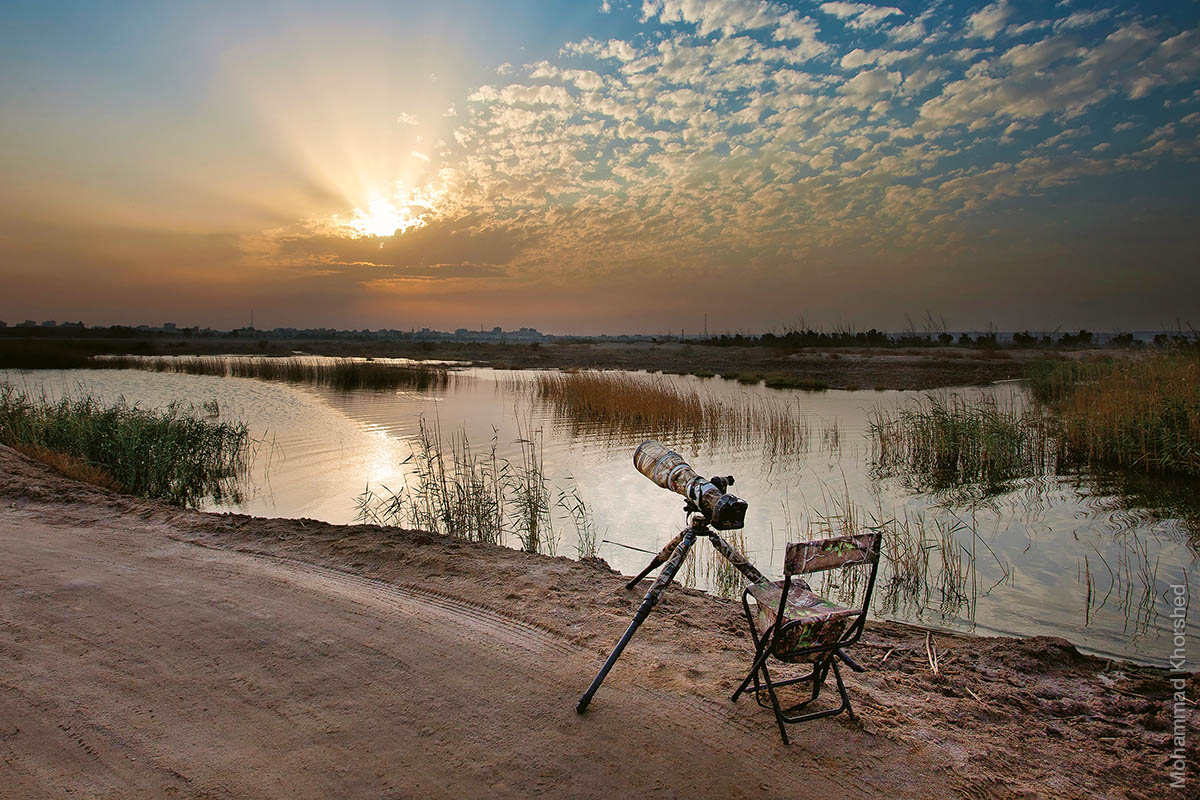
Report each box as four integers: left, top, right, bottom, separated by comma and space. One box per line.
4, 365, 1195, 667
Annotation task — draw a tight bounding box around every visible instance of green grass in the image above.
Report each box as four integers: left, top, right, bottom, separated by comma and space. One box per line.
0, 385, 252, 507
354, 417, 559, 555
868, 393, 1055, 495
762, 373, 829, 391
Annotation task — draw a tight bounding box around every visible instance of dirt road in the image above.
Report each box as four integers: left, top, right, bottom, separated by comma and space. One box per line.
0, 445, 1190, 799
0, 505, 939, 799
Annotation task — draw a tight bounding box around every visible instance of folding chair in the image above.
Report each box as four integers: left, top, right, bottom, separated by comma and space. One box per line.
732, 531, 882, 744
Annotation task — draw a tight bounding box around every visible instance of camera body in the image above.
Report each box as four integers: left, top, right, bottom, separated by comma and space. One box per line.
633, 440, 748, 530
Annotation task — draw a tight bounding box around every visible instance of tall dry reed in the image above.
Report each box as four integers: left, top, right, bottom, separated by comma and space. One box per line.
518, 370, 809, 455
1028, 354, 1200, 477
99, 355, 449, 392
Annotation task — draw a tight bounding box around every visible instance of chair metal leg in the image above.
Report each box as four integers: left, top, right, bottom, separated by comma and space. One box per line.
759, 660, 790, 745
831, 658, 856, 724
732, 643, 772, 702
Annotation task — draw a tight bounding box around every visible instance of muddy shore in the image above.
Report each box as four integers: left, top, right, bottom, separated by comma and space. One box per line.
3, 336, 1040, 390
1, 445, 1194, 798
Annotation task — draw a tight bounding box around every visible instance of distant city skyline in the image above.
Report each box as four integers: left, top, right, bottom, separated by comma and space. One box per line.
2, 1, 1198, 333
3, 314, 1188, 343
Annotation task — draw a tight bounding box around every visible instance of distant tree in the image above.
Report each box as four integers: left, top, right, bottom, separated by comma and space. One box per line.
1110, 332, 1135, 348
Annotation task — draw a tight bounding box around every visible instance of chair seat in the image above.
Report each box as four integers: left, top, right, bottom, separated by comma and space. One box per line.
747, 581, 860, 660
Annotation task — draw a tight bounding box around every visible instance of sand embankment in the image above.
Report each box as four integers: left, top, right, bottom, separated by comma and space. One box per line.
0, 445, 1191, 798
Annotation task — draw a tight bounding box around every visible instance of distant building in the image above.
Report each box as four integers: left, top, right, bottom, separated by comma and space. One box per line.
40, 320, 56, 327
162, 322, 176, 331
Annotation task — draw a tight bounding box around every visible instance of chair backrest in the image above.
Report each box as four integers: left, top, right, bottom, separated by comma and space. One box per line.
784, 532, 881, 576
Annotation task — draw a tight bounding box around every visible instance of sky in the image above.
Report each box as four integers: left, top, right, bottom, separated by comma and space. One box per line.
1, 0, 1198, 334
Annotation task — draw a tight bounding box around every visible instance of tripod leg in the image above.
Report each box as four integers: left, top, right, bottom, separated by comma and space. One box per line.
706, 531, 767, 586
577, 528, 697, 712
624, 532, 685, 589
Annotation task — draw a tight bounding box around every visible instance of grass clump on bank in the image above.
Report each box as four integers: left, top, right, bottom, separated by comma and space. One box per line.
1027, 354, 1200, 477
0, 385, 252, 507
868, 393, 1055, 496
354, 418, 563, 555
100, 355, 449, 392
762, 373, 829, 391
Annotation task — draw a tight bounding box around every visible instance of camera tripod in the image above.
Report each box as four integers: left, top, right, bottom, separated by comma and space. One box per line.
575, 499, 766, 713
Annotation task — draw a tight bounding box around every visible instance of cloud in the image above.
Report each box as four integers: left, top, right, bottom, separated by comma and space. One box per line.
966, 1, 1012, 40
641, 0, 780, 37
819, 3, 903, 30
1055, 9, 1111, 32
887, 18, 927, 42
253, 0, 1200, 321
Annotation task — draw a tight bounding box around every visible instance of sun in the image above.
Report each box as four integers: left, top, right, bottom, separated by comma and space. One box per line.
334, 181, 448, 239
346, 197, 420, 238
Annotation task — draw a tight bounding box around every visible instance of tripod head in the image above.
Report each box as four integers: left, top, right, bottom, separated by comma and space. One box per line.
633, 440, 748, 530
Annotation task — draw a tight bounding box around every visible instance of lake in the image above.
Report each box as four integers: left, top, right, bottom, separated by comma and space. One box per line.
4, 361, 1195, 667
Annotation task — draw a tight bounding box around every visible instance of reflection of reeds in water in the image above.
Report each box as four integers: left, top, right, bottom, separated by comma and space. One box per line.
0, 384, 252, 507
1081, 533, 1164, 635
517, 370, 809, 455
100, 355, 449, 392
868, 392, 1056, 497
777, 485, 1012, 624
355, 417, 566, 555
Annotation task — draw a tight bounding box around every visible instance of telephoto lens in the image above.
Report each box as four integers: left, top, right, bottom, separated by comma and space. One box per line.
633, 441, 747, 530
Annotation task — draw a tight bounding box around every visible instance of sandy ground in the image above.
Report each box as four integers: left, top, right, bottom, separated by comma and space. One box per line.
1, 445, 1194, 799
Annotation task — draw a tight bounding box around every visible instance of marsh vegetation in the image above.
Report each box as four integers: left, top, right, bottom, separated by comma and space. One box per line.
1027, 353, 1200, 477
517, 369, 809, 455
868, 394, 1056, 497
868, 352, 1200, 531
0, 384, 252, 506
98, 354, 450, 392
354, 417, 582, 556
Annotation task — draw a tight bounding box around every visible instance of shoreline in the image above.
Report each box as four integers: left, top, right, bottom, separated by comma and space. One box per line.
2, 443, 1195, 798
2, 336, 1050, 390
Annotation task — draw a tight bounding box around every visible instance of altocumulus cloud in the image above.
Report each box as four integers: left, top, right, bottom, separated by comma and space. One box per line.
268, 0, 1199, 312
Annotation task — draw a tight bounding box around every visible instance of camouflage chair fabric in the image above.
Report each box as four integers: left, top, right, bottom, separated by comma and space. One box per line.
732, 531, 882, 744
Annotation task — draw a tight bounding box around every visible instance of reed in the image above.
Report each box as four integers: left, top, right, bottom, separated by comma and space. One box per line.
868, 393, 1056, 496
99, 355, 449, 391
1027, 354, 1200, 477
792, 487, 1010, 622
557, 476, 600, 559
354, 417, 561, 555
518, 370, 809, 455
0, 384, 252, 507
